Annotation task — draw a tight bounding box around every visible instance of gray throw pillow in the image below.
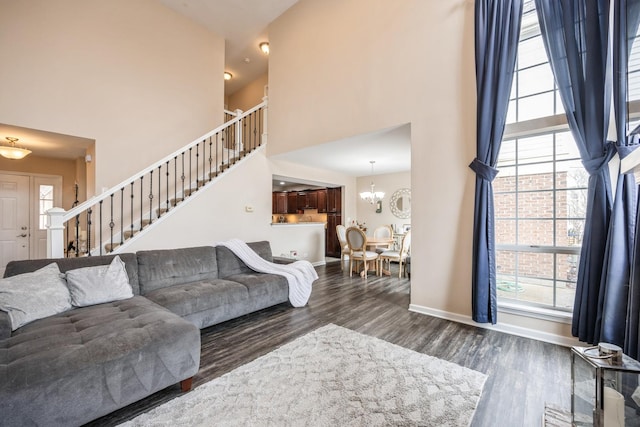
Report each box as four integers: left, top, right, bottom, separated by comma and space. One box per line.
0, 262, 72, 331
65, 255, 133, 307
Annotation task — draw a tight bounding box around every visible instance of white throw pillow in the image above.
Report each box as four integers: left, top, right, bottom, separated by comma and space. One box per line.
0, 263, 72, 331
65, 256, 134, 307
67, 256, 133, 307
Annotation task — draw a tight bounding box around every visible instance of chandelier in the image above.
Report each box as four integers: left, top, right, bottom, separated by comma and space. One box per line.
360, 160, 385, 204
0, 137, 32, 160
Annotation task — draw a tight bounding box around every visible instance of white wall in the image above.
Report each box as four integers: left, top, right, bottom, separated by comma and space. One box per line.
356, 171, 411, 235
268, 0, 574, 340
124, 148, 273, 251
0, 0, 225, 191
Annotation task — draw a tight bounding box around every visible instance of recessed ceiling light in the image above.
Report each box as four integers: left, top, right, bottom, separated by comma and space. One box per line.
259, 42, 270, 55
224, 72, 233, 80
280, 181, 285, 185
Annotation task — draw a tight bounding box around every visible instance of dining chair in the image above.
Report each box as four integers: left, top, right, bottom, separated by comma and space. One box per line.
372, 225, 394, 253
336, 224, 350, 271
378, 230, 411, 278
345, 226, 379, 278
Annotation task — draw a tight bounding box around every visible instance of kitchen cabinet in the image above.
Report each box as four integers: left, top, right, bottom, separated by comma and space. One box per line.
297, 191, 318, 210
316, 189, 328, 213
326, 213, 342, 257
273, 192, 287, 214
327, 187, 341, 213
287, 192, 298, 214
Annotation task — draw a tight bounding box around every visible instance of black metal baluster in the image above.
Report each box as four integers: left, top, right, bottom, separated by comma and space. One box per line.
245, 113, 249, 154
189, 147, 193, 193
259, 107, 263, 147
174, 157, 177, 206
208, 137, 213, 180
99, 201, 103, 256
202, 140, 206, 185
119, 188, 124, 245
157, 165, 161, 217
149, 170, 154, 224
130, 182, 134, 240
165, 161, 169, 211
139, 176, 144, 229
74, 214, 80, 257
196, 143, 200, 188
87, 207, 93, 257
253, 111, 258, 151
109, 194, 115, 252
181, 152, 186, 199
221, 130, 226, 171
216, 133, 220, 176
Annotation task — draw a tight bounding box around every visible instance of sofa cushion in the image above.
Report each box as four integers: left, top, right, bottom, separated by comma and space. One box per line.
144, 279, 250, 326
137, 246, 218, 294
0, 263, 72, 331
65, 256, 134, 307
0, 296, 200, 427
4, 253, 141, 296
216, 241, 273, 278
225, 273, 288, 303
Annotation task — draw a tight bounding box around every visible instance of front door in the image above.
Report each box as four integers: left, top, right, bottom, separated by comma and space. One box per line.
0, 174, 30, 272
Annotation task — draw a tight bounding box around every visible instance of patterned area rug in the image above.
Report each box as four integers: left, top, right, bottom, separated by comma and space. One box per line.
121, 324, 487, 427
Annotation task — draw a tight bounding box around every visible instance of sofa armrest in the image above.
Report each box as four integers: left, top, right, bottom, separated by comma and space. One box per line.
0, 310, 11, 340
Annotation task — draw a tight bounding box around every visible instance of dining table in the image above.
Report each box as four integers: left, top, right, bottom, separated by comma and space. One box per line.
358, 237, 395, 277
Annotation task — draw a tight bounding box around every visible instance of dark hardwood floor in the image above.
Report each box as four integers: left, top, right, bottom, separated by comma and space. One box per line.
88, 260, 571, 427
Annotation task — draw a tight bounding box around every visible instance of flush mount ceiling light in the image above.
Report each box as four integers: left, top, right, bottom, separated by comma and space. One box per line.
224, 71, 233, 81
259, 42, 270, 55
0, 137, 32, 160
359, 160, 385, 204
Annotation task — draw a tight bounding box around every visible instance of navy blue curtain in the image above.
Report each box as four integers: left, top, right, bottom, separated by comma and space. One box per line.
623, 0, 640, 359
599, 0, 640, 349
470, 0, 523, 324
535, 0, 615, 344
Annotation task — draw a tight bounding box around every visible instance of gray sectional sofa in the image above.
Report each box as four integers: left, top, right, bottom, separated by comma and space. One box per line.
0, 241, 290, 427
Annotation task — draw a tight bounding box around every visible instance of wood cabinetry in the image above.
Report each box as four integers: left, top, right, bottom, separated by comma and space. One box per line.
327, 187, 341, 213
297, 191, 318, 210
316, 189, 328, 213
273, 192, 287, 214
326, 213, 342, 257
287, 192, 298, 214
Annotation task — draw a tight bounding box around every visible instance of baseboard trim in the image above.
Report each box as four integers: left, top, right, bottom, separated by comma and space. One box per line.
408, 304, 582, 347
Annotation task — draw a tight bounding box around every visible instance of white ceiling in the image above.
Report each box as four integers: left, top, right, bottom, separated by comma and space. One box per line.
0, 123, 93, 160
271, 124, 411, 179
159, 0, 300, 95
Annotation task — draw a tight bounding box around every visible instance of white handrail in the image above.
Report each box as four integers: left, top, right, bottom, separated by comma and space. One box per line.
63, 101, 266, 221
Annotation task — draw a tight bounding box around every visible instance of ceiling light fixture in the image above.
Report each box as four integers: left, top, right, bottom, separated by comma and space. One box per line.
0, 137, 32, 160
359, 160, 385, 204
259, 42, 270, 55
224, 71, 233, 80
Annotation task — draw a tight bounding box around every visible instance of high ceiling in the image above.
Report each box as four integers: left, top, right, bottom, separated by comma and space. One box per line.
2, 1, 412, 179
159, 0, 300, 95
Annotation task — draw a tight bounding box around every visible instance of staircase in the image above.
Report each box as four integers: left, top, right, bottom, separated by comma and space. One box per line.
48, 100, 267, 258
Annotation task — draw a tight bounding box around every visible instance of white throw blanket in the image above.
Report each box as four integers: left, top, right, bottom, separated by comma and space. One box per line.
216, 239, 317, 307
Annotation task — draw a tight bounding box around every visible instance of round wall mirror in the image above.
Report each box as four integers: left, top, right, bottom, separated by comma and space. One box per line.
390, 188, 411, 219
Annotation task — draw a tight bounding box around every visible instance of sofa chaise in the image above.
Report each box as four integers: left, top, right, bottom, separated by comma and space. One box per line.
0, 241, 291, 426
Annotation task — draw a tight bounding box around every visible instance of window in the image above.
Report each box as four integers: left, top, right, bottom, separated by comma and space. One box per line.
39, 184, 54, 230
497, 1, 584, 312
496, 132, 587, 311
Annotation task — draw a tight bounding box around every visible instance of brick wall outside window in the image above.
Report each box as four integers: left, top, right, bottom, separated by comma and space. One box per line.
493, 170, 581, 308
